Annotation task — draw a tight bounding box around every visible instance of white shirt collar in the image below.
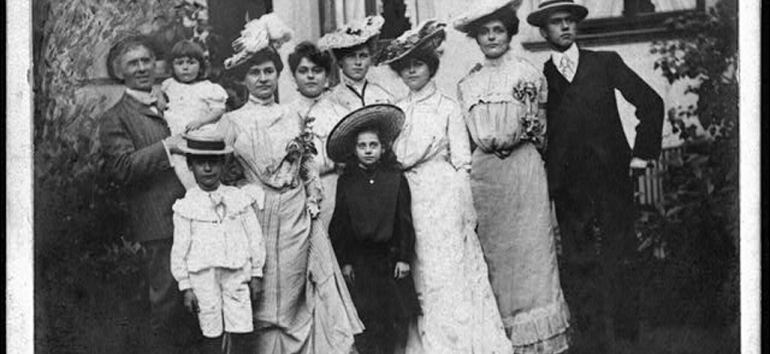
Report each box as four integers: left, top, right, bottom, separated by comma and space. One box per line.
551, 43, 579, 68
125, 87, 157, 106
340, 73, 367, 92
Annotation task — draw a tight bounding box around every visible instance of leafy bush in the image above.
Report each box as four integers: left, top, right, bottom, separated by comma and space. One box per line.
33, 1, 186, 352
644, 0, 738, 326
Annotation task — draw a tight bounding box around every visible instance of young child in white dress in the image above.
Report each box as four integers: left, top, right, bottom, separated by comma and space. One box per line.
163, 39, 229, 189
170, 127, 266, 354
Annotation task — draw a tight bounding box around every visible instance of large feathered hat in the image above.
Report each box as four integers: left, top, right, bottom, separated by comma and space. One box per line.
223, 13, 293, 70
378, 20, 446, 65
317, 15, 385, 51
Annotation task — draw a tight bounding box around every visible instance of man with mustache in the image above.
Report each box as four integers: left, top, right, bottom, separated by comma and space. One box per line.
528, 0, 664, 351
99, 35, 200, 354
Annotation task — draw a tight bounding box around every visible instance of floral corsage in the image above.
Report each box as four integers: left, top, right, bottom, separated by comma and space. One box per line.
513, 81, 546, 148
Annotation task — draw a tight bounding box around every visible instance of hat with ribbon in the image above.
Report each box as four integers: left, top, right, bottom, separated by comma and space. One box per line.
223, 13, 293, 70
317, 15, 385, 51
453, 0, 522, 33
526, 0, 589, 27
180, 125, 233, 155
326, 104, 405, 162
379, 20, 447, 65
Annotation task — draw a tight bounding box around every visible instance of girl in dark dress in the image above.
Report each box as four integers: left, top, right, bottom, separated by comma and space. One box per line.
326, 105, 421, 354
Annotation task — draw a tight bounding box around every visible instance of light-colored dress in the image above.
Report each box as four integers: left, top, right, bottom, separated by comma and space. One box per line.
457, 51, 571, 354
162, 78, 228, 189
288, 91, 349, 230
218, 95, 363, 354
327, 74, 393, 111
393, 82, 512, 354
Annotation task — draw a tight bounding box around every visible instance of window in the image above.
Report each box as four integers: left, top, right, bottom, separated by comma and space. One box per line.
522, 0, 706, 50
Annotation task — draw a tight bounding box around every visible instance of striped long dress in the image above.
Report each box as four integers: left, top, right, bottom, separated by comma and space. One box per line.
219, 95, 363, 354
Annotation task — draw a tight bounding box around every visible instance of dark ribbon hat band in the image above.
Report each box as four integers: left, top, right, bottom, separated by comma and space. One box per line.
187, 139, 226, 151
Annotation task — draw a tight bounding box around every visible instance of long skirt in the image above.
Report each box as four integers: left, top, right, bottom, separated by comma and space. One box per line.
471, 143, 571, 354
403, 159, 511, 354
252, 184, 363, 354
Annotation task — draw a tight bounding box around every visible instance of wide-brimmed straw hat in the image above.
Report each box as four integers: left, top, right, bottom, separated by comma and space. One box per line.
326, 104, 405, 162
180, 125, 233, 155
379, 20, 446, 65
453, 0, 522, 33
223, 13, 293, 70
317, 15, 385, 51
526, 0, 589, 27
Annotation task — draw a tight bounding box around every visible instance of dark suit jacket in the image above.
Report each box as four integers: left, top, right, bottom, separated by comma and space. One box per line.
544, 49, 664, 198
99, 93, 185, 242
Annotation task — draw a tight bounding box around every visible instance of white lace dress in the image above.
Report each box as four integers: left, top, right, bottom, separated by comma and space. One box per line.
393, 82, 512, 354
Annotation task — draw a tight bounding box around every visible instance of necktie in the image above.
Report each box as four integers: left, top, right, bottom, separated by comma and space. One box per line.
209, 192, 226, 222
559, 56, 575, 82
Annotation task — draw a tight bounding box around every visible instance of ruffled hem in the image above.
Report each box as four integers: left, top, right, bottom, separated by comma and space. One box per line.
503, 301, 571, 347
511, 331, 570, 354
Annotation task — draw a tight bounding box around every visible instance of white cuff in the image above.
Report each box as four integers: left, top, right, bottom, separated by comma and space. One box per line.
161, 139, 176, 166
177, 278, 192, 291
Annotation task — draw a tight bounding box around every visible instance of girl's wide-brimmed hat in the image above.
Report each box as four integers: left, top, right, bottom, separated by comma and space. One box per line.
317, 15, 385, 51
379, 20, 446, 65
526, 0, 589, 27
180, 125, 233, 155
223, 13, 293, 70
326, 104, 405, 162
453, 0, 523, 33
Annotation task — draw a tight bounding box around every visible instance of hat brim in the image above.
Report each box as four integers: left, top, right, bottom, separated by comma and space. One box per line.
379, 27, 446, 65
180, 146, 234, 155
326, 104, 405, 162
453, 0, 522, 33
526, 4, 588, 27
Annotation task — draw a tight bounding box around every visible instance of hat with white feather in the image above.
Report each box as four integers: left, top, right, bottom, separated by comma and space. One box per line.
317, 15, 385, 51
223, 13, 293, 70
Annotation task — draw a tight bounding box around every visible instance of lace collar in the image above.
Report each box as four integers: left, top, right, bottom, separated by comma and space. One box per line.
248, 94, 276, 106
406, 80, 437, 103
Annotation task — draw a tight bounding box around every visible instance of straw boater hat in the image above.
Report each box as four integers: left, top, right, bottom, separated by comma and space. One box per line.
526, 0, 589, 27
453, 0, 522, 33
180, 125, 233, 155
317, 15, 385, 51
326, 104, 405, 162
379, 20, 447, 65
223, 13, 293, 70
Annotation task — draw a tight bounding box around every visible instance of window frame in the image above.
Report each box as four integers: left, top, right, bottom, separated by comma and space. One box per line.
522, 0, 706, 50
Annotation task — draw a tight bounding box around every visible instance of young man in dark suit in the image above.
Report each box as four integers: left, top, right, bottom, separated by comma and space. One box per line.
527, 0, 665, 350
99, 35, 200, 354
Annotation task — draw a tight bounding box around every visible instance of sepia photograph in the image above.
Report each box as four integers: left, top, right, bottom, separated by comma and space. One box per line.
8, 0, 760, 353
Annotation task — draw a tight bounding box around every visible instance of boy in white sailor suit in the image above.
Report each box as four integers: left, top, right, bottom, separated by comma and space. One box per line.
170, 126, 266, 354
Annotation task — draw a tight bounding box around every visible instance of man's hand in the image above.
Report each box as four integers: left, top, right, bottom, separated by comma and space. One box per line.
183, 289, 199, 314
165, 134, 186, 155
342, 265, 355, 284
394, 262, 410, 280
249, 277, 264, 301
